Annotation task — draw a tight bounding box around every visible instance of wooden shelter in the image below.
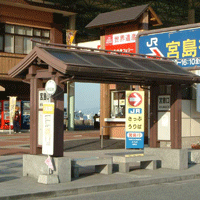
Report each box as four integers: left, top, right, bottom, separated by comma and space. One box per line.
8, 42, 200, 156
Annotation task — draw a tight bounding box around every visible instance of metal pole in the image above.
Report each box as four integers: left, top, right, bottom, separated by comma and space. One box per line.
101, 126, 104, 149
125, 128, 126, 149
9, 124, 11, 135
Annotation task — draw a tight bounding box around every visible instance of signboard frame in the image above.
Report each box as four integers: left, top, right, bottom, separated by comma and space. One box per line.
42, 103, 54, 155
105, 31, 139, 53
37, 88, 51, 147
158, 95, 171, 111
125, 91, 145, 149
38, 90, 50, 109
137, 23, 200, 68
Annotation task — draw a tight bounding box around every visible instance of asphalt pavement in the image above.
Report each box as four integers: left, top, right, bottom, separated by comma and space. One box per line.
0, 130, 200, 200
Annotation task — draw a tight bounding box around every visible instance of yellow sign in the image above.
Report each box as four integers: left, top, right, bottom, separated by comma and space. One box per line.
125, 154, 144, 157
43, 103, 54, 114
66, 29, 77, 45
126, 91, 145, 132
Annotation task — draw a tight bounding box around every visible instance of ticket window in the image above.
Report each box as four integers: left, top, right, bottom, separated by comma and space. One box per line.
111, 91, 125, 118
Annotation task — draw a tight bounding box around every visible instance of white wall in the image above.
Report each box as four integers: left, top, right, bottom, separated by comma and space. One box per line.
182, 100, 200, 137
77, 40, 100, 49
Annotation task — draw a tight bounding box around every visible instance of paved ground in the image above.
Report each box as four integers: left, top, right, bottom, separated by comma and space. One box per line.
0, 129, 200, 199
0, 150, 200, 200
0, 129, 112, 156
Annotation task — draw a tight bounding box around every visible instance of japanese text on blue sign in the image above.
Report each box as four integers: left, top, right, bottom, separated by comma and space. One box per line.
139, 28, 200, 68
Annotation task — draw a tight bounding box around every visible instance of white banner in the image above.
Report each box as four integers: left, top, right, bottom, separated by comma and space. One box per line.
9, 97, 17, 126
42, 103, 54, 155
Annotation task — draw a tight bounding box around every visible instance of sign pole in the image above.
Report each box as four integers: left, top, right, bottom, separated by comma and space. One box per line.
48, 94, 51, 174
43, 79, 57, 172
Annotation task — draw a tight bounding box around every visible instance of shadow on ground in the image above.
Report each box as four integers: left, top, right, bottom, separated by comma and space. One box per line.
64, 139, 125, 151
0, 176, 19, 182
74, 125, 99, 131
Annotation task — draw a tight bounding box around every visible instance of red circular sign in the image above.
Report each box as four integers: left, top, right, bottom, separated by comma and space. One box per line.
128, 92, 142, 107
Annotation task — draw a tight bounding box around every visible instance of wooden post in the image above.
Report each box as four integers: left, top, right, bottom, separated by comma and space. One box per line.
30, 76, 42, 155
171, 84, 182, 149
52, 75, 64, 157
100, 83, 110, 139
140, 11, 149, 30
149, 84, 159, 148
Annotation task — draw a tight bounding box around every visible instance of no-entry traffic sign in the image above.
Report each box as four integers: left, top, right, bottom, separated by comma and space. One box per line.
128, 92, 142, 107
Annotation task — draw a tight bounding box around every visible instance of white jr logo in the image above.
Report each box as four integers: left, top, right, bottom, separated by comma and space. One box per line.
146, 37, 158, 47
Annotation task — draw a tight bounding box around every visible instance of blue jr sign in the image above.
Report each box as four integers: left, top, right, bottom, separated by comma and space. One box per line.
139, 27, 200, 68
128, 108, 142, 114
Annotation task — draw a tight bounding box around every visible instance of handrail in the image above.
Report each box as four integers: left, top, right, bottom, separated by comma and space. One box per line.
101, 125, 125, 149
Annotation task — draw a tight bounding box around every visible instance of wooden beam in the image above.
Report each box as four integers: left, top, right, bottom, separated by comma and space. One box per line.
100, 84, 110, 139
35, 70, 53, 79
53, 75, 64, 157
29, 65, 37, 75
28, 65, 43, 75
141, 11, 149, 30
171, 84, 182, 149
150, 84, 159, 148
30, 77, 42, 155
48, 66, 57, 74
148, 6, 163, 26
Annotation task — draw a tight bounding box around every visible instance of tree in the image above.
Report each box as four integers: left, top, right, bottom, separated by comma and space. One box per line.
42, 0, 200, 42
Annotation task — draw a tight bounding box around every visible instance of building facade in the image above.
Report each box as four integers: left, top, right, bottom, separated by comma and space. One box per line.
86, 4, 162, 142
86, 4, 200, 148
0, 0, 76, 129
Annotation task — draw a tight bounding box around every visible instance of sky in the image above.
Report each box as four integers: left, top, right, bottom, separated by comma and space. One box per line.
64, 41, 101, 115
64, 82, 100, 115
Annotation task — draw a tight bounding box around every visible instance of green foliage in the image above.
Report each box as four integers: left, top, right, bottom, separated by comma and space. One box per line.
43, 0, 200, 42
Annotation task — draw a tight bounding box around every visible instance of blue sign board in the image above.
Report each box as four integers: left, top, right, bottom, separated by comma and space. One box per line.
139, 27, 200, 68
126, 131, 144, 149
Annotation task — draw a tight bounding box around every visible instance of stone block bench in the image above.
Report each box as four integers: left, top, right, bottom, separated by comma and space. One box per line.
71, 157, 112, 178
113, 155, 159, 173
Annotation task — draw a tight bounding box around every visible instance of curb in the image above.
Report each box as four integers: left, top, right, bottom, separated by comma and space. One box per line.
1, 173, 200, 200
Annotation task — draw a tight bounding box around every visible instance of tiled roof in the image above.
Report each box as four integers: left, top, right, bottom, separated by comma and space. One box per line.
9, 43, 200, 85
86, 4, 149, 28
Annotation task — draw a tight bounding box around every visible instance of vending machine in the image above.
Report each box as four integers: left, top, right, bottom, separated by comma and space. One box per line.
21, 101, 30, 129
0, 101, 2, 128
0, 100, 21, 130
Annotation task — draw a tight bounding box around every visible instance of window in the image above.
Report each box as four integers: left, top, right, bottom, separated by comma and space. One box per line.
15, 36, 23, 54
5, 35, 14, 53
159, 85, 171, 95
42, 30, 50, 38
111, 91, 125, 118
0, 24, 50, 54
34, 29, 41, 37
5, 24, 14, 33
15, 26, 25, 35
25, 27, 33, 36
24, 37, 32, 54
